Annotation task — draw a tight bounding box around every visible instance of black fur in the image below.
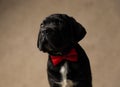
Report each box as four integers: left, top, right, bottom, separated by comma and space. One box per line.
37, 14, 92, 87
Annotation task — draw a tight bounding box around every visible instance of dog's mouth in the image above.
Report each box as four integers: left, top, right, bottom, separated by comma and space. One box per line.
39, 41, 54, 53
40, 42, 73, 56
40, 44, 63, 55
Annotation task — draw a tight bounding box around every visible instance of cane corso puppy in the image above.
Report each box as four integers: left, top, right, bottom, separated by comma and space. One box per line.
37, 14, 92, 87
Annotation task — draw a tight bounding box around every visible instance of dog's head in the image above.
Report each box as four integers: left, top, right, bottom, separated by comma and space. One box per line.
37, 14, 86, 55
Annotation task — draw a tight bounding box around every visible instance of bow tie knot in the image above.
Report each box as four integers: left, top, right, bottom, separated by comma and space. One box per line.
50, 48, 78, 66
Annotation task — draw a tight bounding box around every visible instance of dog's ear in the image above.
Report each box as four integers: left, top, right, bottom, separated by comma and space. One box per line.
69, 17, 86, 43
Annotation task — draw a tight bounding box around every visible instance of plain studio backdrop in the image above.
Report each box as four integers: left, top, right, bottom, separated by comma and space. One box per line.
0, 0, 120, 87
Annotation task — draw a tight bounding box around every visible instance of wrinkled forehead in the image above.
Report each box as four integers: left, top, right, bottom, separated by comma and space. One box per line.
41, 16, 64, 26
40, 23, 57, 30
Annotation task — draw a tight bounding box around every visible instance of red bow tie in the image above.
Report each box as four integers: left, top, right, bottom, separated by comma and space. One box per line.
50, 48, 78, 66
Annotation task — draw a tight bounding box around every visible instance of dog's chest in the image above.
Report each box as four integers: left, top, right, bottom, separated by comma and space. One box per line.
59, 62, 75, 87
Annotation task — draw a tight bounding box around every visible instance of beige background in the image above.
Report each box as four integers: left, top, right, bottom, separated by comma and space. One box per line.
0, 0, 120, 87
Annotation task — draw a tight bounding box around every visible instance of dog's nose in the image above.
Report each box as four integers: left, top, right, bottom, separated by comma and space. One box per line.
41, 30, 47, 34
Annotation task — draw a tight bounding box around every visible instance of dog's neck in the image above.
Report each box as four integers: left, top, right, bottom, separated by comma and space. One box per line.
49, 45, 74, 56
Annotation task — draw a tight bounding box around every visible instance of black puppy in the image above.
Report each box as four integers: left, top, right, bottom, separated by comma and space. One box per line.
37, 14, 92, 87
